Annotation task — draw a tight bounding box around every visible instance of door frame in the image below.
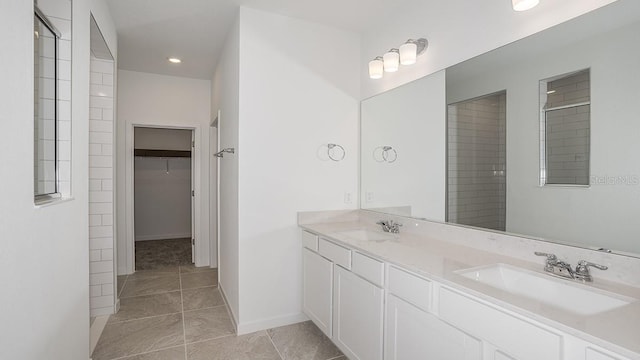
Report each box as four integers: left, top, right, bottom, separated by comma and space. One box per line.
209, 110, 219, 268
124, 124, 203, 274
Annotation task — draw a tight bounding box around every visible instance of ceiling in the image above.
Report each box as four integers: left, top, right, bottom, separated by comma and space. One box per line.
106, 0, 415, 79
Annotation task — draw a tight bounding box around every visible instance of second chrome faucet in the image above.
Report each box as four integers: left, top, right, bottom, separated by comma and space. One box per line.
535, 252, 608, 282
377, 220, 402, 234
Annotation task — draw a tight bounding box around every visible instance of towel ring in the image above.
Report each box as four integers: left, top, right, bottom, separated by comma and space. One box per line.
382, 146, 398, 163
327, 143, 345, 161
373, 146, 398, 163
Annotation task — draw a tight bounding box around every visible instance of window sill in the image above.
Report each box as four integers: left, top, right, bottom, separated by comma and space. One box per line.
35, 196, 74, 208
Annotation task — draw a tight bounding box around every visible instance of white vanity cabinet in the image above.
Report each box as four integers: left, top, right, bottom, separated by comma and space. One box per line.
300, 228, 637, 360
385, 265, 482, 360
333, 265, 384, 360
385, 294, 482, 360
302, 231, 384, 360
438, 286, 563, 360
302, 248, 333, 337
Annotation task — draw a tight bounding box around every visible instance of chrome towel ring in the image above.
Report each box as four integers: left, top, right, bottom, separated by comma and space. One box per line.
373, 146, 398, 163
327, 143, 346, 161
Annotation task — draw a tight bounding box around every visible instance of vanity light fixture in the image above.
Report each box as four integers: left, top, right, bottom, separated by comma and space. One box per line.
369, 38, 428, 79
168, 57, 182, 64
383, 49, 400, 72
399, 38, 428, 65
368, 56, 384, 79
512, 0, 539, 11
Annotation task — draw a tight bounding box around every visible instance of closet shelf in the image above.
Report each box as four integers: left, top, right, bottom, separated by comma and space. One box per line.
134, 149, 192, 158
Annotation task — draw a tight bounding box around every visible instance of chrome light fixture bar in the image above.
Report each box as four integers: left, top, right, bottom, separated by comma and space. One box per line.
369, 38, 428, 79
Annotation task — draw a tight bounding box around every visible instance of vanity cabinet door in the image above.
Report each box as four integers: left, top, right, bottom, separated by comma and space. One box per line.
302, 248, 333, 338
333, 265, 384, 360
385, 294, 482, 360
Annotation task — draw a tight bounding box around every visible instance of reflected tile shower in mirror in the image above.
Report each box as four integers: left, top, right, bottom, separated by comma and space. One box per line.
447, 91, 506, 231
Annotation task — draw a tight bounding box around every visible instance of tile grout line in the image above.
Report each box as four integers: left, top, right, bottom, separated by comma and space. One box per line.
266, 330, 286, 360
117, 288, 182, 300
179, 267, 188, 360
183, 333, 235, 347
106, 345, 184, 360
107, 310, 184, 325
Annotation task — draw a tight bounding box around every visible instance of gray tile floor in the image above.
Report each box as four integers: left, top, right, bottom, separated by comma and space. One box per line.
135, 238, 193, 270
94, 265, 345, 360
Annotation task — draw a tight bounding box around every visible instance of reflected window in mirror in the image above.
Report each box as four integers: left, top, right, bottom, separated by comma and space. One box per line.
540, 69, 590, 186
34, 8, 61, 202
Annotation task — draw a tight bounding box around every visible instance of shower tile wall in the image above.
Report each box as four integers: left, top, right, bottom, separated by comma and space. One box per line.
448, 93, 506, 231
89, 55, 116, 316
543, 70, 590, 185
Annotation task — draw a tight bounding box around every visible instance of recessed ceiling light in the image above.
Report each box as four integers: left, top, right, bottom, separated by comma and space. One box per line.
168, 57, 182, 64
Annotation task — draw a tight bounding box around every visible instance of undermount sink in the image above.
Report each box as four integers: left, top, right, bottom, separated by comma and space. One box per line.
336, 229, 396, 242
456, 263, 636, 315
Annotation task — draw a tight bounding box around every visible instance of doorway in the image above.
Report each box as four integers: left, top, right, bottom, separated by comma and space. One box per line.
447, 91, 507, 231
133, 127, 195, 270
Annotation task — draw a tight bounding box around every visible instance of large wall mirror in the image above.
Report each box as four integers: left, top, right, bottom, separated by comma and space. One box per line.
360, 0, 640, 257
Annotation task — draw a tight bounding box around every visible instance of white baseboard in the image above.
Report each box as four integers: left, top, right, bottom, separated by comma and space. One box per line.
218, 283, 238, 333
236, 312, 309, 335
90, 305, 115, 317
135, 233, 192, 241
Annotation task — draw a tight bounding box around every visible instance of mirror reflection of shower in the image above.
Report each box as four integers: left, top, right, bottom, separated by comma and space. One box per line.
447, 91, 506, 231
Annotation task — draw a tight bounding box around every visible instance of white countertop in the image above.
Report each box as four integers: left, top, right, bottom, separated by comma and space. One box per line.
300, 218, 640, 359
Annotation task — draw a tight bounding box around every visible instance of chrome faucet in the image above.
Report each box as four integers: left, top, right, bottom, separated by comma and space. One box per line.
534, 252, 607, 282
574, 260, 608, 282
377, 220, 402, 234
535, 252, 575, 279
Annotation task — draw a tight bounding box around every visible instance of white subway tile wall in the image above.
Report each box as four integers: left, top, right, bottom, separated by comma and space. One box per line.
89, 55, 116, 316
448, 92, 506, 231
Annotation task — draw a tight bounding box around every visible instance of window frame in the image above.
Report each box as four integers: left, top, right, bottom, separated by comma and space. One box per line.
539, 69, 591, 187
34, 6, 62, 204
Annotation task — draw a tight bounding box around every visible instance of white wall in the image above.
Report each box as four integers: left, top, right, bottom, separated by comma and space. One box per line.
211, 14, 240, 326
361, 71, 446, 221
234, 7, 360, 333
134, 157, 192, 241
0, 0, 114, 357
116, 70, 211, 273
360, 0, 618, 98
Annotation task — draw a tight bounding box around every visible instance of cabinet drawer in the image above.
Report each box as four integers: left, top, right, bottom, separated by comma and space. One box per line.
318, 238, 351, 269
439, 286, 562, 360
302, 230, 319, 251
352, 252, 384, 287
388, 265, 432, 312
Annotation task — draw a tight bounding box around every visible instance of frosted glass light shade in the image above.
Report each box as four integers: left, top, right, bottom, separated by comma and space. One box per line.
383, 49, 400, 72
512, 0, 539, 11
368, 57, 384, 79
399, 41, 417, 65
